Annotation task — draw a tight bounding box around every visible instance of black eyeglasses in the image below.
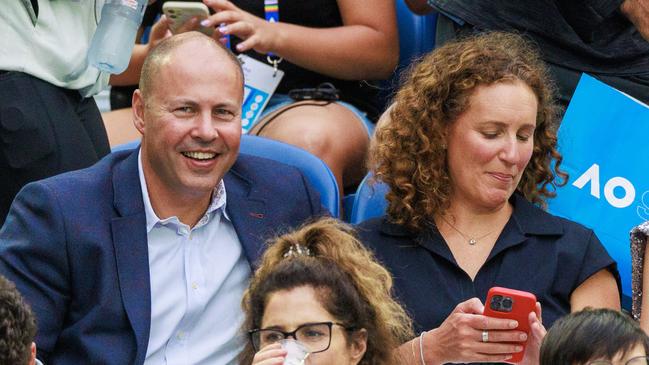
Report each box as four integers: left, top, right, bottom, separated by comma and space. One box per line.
249, 321, 355, 353
588, 356, 649, 365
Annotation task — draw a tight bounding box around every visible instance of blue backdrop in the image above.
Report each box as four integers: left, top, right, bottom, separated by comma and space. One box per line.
547, 74, 649, 307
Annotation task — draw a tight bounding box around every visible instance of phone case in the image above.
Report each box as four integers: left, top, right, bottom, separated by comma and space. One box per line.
162, 1, 213, 36
483, 287, 537, 363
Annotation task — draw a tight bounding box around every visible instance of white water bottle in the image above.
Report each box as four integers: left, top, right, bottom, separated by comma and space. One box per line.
87, 0, 148, 74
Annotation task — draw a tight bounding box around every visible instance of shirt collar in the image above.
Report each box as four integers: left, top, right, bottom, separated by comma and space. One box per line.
379, 192, 564, 237
138, 150, 229, 233
378, 192, 565, 263
508, 192, 564, 236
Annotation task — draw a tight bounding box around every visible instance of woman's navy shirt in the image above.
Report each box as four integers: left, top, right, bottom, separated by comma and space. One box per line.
357, 193, 620, 336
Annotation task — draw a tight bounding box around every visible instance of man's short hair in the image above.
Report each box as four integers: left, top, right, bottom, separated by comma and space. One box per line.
139, 32, 244, 103
0, 275, 36, 364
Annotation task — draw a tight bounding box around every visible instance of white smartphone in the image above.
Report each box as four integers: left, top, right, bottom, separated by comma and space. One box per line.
162, 1, 213, 36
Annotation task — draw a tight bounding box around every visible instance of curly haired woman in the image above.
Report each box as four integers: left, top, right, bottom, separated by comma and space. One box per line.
0, 275, 37, 365
358, 32, 621, 364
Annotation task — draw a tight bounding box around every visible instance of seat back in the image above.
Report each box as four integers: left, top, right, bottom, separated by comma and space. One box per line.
377, 1, 437, 113
110, 135, 340, 217
396, 0, 437, 69
349, 173, 389, 224
240, 135, 340, 217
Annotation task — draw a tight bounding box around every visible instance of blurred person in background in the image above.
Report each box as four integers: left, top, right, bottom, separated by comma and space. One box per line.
405, 0, 649, 110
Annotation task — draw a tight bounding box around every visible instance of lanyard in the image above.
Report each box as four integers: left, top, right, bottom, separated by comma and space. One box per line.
263, 0, 282, 74
264, 0, 279, 23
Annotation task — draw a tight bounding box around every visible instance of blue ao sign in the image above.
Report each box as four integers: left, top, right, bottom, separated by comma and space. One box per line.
547, 74, 649, 300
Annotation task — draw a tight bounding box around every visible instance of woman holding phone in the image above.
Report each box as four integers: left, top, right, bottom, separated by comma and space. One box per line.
358, 32, 621, 364
200, 0, 398, 194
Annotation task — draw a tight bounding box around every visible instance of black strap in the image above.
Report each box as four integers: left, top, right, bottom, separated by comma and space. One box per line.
30, 0, 38, 18
249, 100, 332, 136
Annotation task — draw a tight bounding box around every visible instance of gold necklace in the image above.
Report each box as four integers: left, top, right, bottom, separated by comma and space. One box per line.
438, 215, 494, 245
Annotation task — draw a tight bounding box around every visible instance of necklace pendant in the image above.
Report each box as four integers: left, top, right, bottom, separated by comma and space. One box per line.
469, 238, 477, 245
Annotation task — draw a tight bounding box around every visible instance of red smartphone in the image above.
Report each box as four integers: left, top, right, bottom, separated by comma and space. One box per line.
483, 287, 537, 363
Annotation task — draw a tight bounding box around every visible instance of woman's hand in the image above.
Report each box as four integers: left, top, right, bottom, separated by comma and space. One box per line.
520, 302, 546, 365
422, 298, 528, 365
202, 0, 278, 54
146, 15, 173, 50
251, 343, 287, 365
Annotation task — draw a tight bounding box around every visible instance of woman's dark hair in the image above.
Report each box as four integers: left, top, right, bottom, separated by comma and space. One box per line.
540, 308, 649, 365
240, 218, 413, 365
0, 275, 36, 365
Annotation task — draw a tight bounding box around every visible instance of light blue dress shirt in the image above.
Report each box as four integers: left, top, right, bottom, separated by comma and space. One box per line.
138, 152, 252, 364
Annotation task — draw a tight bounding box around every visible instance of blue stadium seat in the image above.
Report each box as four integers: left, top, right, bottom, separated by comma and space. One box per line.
240, 135, 340, 217
377, 1, 437, 107
346, 2, 437, 220
396, 0, 437, 69
111, 140, 141, 153
111, 135, 340, 217
349, 173, 389, 224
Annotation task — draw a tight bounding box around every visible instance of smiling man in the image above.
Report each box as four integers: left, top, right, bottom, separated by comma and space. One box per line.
0, 32, 324, 365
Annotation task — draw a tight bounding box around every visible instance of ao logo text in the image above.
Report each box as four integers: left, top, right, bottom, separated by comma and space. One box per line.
572, 163, 649, 220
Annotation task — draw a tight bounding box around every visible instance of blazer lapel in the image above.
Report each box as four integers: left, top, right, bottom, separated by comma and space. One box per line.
224, 169, 268, 269
110, 150, 151, 365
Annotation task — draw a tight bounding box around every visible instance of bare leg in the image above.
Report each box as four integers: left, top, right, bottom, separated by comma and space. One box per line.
256, 102, 370, 195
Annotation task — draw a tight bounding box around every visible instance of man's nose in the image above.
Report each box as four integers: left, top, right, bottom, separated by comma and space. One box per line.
191, 112, 218, 141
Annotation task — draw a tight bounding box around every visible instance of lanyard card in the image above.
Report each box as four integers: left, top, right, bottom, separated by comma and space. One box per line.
239, 54, 284, 133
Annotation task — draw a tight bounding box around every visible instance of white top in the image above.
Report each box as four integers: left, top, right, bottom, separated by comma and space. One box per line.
138, 152, 251, 365
0, 1, 110, 96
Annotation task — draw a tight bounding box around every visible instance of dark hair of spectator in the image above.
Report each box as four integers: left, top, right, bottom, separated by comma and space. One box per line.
540, 308, 649, 365
0, 275, 36, 364
240, 218, 413, 365
371, 31, 567, 232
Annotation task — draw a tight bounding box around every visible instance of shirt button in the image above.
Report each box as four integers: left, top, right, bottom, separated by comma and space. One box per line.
177, 331, 185, 340
192, 282, 198, 290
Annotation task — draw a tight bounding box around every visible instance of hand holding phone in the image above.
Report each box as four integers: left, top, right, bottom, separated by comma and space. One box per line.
162, 1, 213, 36
483, 287, 537, 363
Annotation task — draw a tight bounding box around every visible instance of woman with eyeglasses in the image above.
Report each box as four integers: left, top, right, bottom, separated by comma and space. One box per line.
540, 308, 649, 365
239, 218, 414, 365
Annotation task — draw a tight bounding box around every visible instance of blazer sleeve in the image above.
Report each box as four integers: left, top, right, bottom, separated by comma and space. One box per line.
0, 182, 72, 362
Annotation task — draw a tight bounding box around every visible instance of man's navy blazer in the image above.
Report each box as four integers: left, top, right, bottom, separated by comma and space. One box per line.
0, 149, 324, 364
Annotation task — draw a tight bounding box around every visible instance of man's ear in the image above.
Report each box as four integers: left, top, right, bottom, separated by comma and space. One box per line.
349, 328, 368, 364
132, 89, 146, 135
29, 342, 36, 365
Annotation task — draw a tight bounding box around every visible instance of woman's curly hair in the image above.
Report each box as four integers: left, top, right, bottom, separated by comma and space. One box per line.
240, 218, 414, 365
0, 276, 36, 365
371, 31, 567, 232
